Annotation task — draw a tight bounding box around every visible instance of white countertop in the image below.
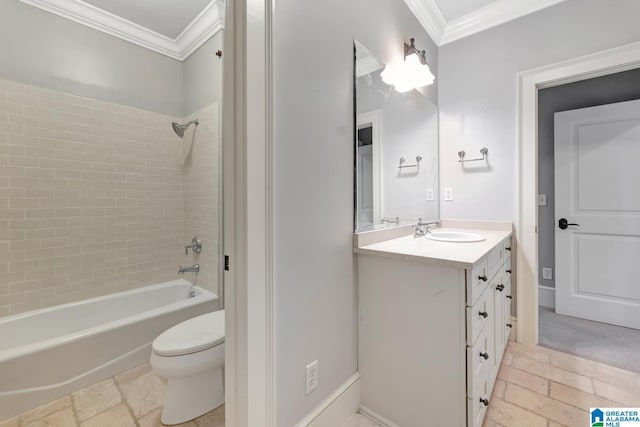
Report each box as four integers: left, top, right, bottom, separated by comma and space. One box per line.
355, 227, 512, 269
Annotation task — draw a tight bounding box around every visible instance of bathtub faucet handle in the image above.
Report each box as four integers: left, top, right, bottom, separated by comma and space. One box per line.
185, 236, 202, 255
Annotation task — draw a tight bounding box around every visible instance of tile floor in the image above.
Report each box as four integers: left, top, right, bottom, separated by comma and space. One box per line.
5, 342, 640, 427
345, 342, 640, 427
0, 364, 224, 427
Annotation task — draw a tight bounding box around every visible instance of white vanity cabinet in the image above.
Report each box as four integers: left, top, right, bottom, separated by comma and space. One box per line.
357, 232, 512, 427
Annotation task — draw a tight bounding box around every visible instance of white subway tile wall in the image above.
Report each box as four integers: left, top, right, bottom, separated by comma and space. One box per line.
0, 78, 219, 316
181, 104, 219, 292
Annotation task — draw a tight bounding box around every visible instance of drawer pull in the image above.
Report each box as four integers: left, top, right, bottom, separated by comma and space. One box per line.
506, 269, 512, 274
496, 284, 505, 292
505, 247, 511, 251
506, 323, 513, 328
506, 295, 513, 300
479, 352, 489, 360
479, 311, 488, 319
479, 398, 489, 406
478, 275, 488, 282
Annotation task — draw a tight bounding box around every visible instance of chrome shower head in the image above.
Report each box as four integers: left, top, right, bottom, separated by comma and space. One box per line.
171, 119, 199, 138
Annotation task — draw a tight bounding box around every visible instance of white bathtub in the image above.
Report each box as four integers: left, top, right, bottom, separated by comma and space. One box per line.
0, 279, 218, 421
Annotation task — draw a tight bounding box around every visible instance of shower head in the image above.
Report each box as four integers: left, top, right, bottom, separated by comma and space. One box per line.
171, 119, 199, 138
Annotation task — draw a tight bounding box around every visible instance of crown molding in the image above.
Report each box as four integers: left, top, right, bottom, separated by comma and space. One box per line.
440, 0, 566, 45
18, 0, 224, 61
402, 0, 446, 45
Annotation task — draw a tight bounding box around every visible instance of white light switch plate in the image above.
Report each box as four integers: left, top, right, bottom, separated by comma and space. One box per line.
444, 188, 453, 201
538, 194, 547, 206
542, 268, 553, 280
426, 188, 434, 201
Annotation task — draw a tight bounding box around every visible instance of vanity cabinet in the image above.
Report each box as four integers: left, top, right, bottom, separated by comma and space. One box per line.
357, 234, 512, 427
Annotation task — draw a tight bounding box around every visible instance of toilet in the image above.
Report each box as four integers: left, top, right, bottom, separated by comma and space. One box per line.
150, 310, 225, 425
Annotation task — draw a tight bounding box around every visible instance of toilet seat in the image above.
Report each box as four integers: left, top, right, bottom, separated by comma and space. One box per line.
152, 310, 225, 357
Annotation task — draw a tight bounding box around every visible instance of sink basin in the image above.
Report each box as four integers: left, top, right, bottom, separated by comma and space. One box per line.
426, 231, 486, 243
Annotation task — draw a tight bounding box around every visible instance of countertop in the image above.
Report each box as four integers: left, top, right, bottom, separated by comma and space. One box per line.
355, 227, 512, 269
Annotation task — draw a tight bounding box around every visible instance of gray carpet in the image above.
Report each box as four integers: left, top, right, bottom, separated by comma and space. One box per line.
539, 306, 640, 373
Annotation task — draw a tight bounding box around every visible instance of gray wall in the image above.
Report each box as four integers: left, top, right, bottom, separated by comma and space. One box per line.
183, 32, 224, 116
273, 0, 437, 424
0, 0, 183, 116
538, 68, 640, 288
438, 0, 640, 224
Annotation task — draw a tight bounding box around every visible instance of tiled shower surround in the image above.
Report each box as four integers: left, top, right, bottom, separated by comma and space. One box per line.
0, 78, 219, 316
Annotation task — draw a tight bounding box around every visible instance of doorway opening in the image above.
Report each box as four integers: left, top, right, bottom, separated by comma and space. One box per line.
516, 40, 640, 352
536, 69, 640, 372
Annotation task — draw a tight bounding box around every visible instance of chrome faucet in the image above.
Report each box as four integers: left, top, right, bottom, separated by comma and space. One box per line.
414, 219, 440, 238
178, 264, 199, 274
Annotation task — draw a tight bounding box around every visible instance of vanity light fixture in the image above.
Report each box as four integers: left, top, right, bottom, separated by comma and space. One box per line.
381, 38, 435, 93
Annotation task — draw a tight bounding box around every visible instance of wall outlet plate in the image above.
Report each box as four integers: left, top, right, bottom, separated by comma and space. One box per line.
542, 267, 553, 280
444, 188, 453, 201
538, 194, 547, 206
305, 360, 318, 395
426, 188, 434, 201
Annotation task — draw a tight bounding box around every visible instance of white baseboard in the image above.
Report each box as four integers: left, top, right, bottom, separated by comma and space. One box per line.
539, 285, 556, 309
359, 405, 399, 427
295, 372, 361, 427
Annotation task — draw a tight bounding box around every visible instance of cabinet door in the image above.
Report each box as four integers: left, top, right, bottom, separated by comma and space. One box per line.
492, 269, 505, 375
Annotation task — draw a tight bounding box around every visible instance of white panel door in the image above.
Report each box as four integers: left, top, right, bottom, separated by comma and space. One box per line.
555, 99, 640, 329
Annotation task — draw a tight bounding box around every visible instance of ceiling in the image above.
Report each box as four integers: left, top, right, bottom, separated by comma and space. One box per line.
19, 0, 225, 60
403, 0, 567, 46
82, 0, 212, 39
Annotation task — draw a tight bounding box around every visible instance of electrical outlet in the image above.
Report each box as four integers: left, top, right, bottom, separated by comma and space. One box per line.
538, 194, 547, 206
426, 188, 434, 201
305, 360, 318, 395
542, 267, 553, 280
444, 188, 454, 201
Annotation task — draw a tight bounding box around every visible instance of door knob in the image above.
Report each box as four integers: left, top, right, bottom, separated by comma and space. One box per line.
479, 311, 488, 318
479, 352, 489, 360
479, 398, 489, 406
496, 284, 505, 292
478, 275, 488, 282
558, 218, 580, 230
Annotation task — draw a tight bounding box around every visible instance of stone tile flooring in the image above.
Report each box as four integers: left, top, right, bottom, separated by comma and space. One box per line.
346, 342, 640, 427
5, 342, 640, 427
0, 364, 224, 427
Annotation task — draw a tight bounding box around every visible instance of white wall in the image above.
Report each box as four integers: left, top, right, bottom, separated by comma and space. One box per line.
438, 0, 640, 222
272, 0, 437, 424
183, 33, 224, 116
0, 1, 183, 116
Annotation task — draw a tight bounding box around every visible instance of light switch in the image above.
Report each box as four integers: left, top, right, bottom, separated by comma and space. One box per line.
444, 188, 453, 201
538, 194, 547, 206
542, 268, 553, 280
426, 188, 434, 201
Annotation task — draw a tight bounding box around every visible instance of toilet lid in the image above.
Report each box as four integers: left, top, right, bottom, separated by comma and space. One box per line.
153, 310, 225, 356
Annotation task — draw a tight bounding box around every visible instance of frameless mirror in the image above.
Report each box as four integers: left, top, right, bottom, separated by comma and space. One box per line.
354, 40, 439, 232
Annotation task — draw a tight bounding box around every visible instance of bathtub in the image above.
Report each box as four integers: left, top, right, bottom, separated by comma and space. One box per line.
0, 279, 218, 421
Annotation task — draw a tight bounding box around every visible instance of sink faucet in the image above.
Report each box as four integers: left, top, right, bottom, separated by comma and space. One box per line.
178, 264, 199, 274
414, 219, 440, 238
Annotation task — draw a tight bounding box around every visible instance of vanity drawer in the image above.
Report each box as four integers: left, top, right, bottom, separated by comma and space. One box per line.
466, 367, 491, 427
487, 244, 505, 282
466, 258, 489, 306
466, 285, 493, 345
503, 237, 512, 256
467, 322, 493, 397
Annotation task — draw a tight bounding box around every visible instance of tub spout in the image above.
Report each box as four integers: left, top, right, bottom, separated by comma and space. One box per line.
178, 264, 199, 274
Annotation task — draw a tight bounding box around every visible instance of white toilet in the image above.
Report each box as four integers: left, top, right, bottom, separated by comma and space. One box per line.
150, 310, 225, 425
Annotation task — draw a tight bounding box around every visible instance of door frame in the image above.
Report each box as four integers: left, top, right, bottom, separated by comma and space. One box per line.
357, 110, 382, 226
223, 0, 276, 426
516, 40, 640, 346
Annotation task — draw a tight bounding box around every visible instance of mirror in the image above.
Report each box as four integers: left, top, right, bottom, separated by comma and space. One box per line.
354, 40, 439, 232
